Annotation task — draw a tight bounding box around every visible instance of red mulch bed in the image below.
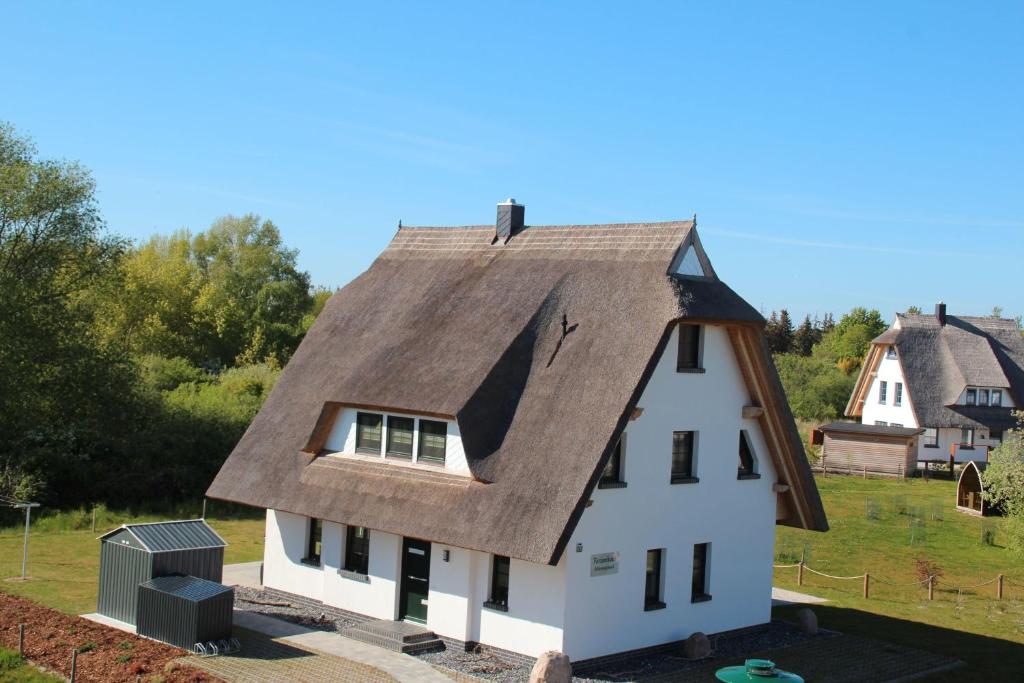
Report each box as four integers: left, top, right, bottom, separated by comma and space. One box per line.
0, 591, 225, 682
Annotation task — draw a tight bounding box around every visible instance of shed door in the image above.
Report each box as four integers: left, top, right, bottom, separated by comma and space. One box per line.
399, 538, 430, 624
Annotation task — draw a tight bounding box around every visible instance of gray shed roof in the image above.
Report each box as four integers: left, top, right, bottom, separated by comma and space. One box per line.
140, 575, 232, 601
851, 312, 1024, 431
99, 520, 227, 552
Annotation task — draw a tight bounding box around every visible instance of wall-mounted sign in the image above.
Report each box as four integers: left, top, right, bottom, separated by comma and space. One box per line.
590, 552, 619, 577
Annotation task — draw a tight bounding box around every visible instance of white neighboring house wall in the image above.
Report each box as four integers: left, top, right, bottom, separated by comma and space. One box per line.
562, 324, 778, 661
261, 323, 778, 661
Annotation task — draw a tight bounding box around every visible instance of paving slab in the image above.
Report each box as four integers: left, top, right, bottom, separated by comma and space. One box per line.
223, 561, 262, 588
771, 586, 829, 606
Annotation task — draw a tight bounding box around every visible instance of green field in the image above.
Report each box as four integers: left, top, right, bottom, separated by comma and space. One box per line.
3, 477, 1023, 680
0, 647, 62, 682
774, 474, 1024, 681
0, 505, 264, 615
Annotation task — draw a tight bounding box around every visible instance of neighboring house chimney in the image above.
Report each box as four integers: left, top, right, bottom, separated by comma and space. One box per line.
935, 302, 947, 326
495, 198, 525, 243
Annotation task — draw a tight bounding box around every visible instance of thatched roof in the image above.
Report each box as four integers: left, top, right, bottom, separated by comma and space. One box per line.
849, 312, 1024, 431
207, 219, 827, 564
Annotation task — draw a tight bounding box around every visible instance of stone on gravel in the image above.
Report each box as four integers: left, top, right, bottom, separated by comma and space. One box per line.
796, 607, 818, 635
683, 631, 711, 659
529, 651, 572, 683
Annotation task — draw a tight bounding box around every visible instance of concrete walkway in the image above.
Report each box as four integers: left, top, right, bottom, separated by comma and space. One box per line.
223, 561, 262, 588
771, 586, 829, 606
234, 610, 452, 683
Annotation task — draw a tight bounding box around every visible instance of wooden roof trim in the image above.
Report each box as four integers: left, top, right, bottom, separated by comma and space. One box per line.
727, 326, 828, 532
845, 343, 885, 417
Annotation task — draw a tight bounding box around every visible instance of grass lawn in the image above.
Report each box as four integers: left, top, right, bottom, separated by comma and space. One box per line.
0, 647, 63, 682
774, 474, 1024, 681
0, 505, 264, 616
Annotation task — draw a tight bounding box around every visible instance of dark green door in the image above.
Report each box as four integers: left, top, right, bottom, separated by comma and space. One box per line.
399, 538, 431, 624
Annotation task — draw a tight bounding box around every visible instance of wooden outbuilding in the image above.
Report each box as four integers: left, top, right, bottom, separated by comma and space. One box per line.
956, 461, 992, 516
816, 422, 924, 477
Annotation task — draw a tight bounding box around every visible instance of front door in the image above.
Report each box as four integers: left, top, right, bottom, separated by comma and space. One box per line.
399, 538, 431, 623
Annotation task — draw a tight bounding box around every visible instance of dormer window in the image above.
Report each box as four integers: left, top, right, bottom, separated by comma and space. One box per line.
979, 389, 990, 406
356, 412, 383, 454
386, 416, 414, 459
992, 390, 1002, 407
738, 431, 760, 479
966, 389, 977, 406
418, 419, 447, 464
677, 324, 703, 372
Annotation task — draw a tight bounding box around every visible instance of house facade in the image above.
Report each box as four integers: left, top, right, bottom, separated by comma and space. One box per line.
847, 304, 1024, 463
209, 202, 826, 663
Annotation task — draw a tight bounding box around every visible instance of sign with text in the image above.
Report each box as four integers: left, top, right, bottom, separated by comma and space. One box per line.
590, 552, 619, 577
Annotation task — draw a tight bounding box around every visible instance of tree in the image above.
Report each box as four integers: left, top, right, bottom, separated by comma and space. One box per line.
813, 307, 887, 373
991, 306, 1004, 319
0, 123, 137, 500
774, 353, 856, 421
906, 305, 922, 315
792, 315, 821, 356
983, 415, 1024, 516
765, 309, 795, 355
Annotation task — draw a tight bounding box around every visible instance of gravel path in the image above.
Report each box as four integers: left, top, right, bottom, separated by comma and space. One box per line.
232, 586, 364, 632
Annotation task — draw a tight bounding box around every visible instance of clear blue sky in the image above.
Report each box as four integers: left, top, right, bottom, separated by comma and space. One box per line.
4, 2, 1022, 322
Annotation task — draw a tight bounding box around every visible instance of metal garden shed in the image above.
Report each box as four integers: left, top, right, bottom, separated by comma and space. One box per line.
136, 575, 234, 649
96, 519, 227, 625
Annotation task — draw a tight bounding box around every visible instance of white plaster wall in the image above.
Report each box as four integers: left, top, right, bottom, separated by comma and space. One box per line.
323, 407, 469, 474
426, 544, 475, 641
920, 427, 993, 463
561, 324, 779, 661
861, 350, 918, 428
321, 525, 402, 620
471, 552, 566, 657
263, 509, 325, 602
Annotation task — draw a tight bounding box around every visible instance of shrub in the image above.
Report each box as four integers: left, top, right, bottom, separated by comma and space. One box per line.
76, 642, 98, 653
116, 654, 132, 664
914, 557, 944, 585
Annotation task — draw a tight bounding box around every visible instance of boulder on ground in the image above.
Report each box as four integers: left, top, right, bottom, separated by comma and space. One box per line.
683, 631, 711, 659
529, 651, 572, 683
796, 607, 818, 635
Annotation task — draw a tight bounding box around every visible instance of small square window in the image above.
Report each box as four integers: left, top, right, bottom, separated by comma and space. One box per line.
885, 346, 897, 359
356, 412, 383, 454
418, 420, 447, 464
386, 416, 414, 458
676, 324, 702, 372
303, 518, 322, 567
644, 549, 665, 610
671, 431, 697, 483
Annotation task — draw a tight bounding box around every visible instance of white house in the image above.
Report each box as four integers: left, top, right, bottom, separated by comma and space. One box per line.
208, 201, 826, 665
846, 304, 1024, 463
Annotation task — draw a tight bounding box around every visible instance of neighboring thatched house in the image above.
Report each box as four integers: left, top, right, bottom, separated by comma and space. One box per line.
846, 305, 1024, 464
207, 201, 827, 664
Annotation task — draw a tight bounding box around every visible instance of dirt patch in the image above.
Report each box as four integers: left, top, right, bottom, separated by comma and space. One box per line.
0, 590, 224, 683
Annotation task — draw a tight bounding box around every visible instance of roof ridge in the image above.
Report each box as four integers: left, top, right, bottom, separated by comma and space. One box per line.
397, 219, 694, 231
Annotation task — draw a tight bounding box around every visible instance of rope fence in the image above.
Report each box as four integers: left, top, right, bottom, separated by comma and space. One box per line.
774, 561, 1022, 601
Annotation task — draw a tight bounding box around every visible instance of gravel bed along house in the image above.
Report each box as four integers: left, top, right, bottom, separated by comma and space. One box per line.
233, 585, 365, 632
419, 621, 829, 683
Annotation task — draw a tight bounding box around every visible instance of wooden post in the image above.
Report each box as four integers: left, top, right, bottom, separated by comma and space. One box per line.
201, 498, 207, 520
70, 649, 78, 682
18, 624, 24, 656
997, 574, 1004, 600
91, 505, 96, 533
798, 561, 804, 586
927, 575, 934, 600
862, 465, 867, 479
863, 573, 870, 599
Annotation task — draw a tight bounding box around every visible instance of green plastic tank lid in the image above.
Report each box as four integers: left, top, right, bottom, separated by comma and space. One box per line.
715, 659, 804, 682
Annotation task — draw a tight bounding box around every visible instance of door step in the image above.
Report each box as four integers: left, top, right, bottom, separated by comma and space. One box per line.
340, 618, 445, 654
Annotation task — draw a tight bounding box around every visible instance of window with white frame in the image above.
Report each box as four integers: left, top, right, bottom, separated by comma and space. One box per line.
875, 421, 888, 426
992, 390, 1003, 407
894, 382, 903, 407
879, 381, 888, 405
966, 388, 977, 405
885, 346, 897, 359
960, 428, 974, 447
979, 389, 990, 406
923, 428, 938, 448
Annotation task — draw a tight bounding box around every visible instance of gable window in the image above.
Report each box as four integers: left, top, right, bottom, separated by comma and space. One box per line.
885, 346, 897, 359
966, 389, 977, 406
303, 518, 322, 567
599, 437, 626, 488
894, 383, 903, 407
676, 324, 703, 372
879, 381, 887, 405
356, 412, 383, 454
386, 416, 414, 459
671, 431, 697, 483
417, 419, 447, 464
484, 555, 510, 611
979, 389, 990, 406
875, 421, 888, 426
644, 549, 665, 610
960, 428, 974, 448
992, 390, 1003, 407
738, 431, 760, 479
344, 526, 370, 575
923, 428, 938, 448
691, 543, 711, 602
